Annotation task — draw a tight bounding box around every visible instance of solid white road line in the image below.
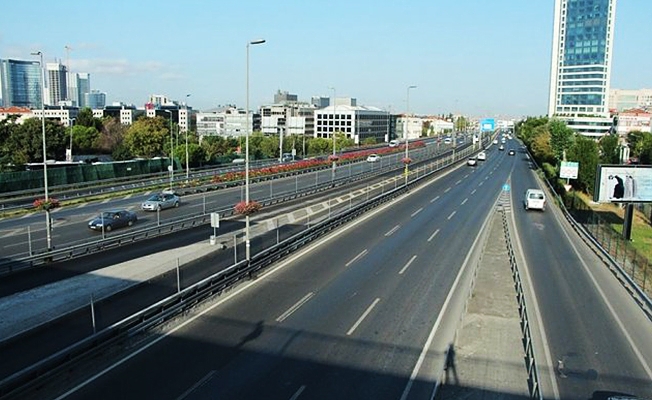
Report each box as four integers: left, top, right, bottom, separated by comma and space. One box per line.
399, 255, 417, 275
347, 298, 380, 336
345, 249, 368, 267
276, 292, 314, 323
289, 385, 306, 400
411, 207, 423, 217
385, 225, 400, 237
175, 370, 216, 400
427, 229, 440, 243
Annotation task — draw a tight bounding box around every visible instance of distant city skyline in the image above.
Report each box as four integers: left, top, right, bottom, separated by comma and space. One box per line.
1, 0, 651, 117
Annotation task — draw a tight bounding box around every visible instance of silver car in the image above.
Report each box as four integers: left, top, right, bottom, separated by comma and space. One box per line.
141, 192, 180, 211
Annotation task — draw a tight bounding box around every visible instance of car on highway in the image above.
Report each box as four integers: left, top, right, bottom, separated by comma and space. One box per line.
444, 137, 452, 144
388, 139, 400, 147
141, 192, 180, 211
88, 209, 138, 231
499, 144, 505, 151
493, 139, 499, 145
524, 189, 546, 211
508, 149, 515, 156
467, 157, 477, 166
366, 154, 380, 162
477, 151, 486, 161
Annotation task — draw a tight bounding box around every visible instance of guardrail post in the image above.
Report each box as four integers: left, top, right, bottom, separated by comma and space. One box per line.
28, 225, 33, 256
276, 218, 280, 244
176, 258, 181, 293
157, 207, 160, 226
234, 234, 238, 264
203, 193, 206, 214
270, 180, 273, 198
90, 294, 96, 335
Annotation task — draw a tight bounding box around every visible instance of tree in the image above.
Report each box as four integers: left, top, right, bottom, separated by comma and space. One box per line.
97, 117, 127, 154
71, 125, 100, 153
530, 125, 554, 165
308, 137, 330, 155
567, 135, 599, 194
516, 116, 548, 146
549, 119, 574, 162
361, 137, 377, 146
75, 107, 103, 131
122, 117, 170, 158
598, 134, 620, 164
626, 130, 647, 158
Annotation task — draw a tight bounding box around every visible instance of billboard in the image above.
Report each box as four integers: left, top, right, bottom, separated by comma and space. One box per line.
480, 118, 495, 132
560, 161, 578, 179
594, 165, 652, 203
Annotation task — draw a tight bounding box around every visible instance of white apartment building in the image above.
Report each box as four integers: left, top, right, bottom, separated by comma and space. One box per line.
196, 107, 259, 140
396, 115, 423, 141
609, 88, 652, 112
616, 109, 651, 135
421, 116, 453, 135
314, 98, 389, 144
260, 103, 316, 138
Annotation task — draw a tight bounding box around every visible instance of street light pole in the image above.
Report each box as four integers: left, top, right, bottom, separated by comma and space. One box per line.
329, 87, 336, 181
405, 85, 417, 186
32, 51, 52, 251
185, 94, 191, 180
246, 38, 266, 261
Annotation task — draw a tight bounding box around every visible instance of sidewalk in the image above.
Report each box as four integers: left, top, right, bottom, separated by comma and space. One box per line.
436, 211, 530, 399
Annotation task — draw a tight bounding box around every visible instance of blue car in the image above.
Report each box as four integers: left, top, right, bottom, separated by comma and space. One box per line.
88, 209, 137, 232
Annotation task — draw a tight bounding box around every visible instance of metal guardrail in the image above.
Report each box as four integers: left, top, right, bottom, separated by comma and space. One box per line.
522, 146, 652, 318
501, 208, 543, 400
0, 158, 421, 399
0, 145, 463, 276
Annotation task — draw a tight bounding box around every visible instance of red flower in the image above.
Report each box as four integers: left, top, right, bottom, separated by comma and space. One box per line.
328, 155, 340, 162
33, 198, 60, 211
234, 200, 262, 215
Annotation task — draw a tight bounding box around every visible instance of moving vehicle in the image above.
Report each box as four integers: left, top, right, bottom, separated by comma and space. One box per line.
444, 137, 452, 144
88, 209, 138, 231
499, 145, 505, 151
467, 157, 477, 166
389, 139, 400, 147
524, 189, 546, 211
366, 154, 380, 162
477, 151, 486, 161
493, 139, 499, 145
141, 192, 180, 211
508, 149, 515, 156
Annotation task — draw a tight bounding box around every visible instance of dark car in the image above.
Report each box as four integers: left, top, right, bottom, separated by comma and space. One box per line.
508, 149, 515, 156
88, 209, 137, 232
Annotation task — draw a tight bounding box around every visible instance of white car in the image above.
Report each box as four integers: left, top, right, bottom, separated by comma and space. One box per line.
366, 154, 380, 162
467, 157, 477, 166
477, 151, 486, 161
524, 189, 546, 211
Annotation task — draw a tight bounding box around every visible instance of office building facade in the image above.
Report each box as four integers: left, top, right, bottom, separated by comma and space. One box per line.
0, 59, 42, 108
46, 62, 68, 106
314, 98, 389, 144
548, 0, 617, 137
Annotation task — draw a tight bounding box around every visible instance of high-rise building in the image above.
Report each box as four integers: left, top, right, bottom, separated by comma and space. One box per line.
76, 73, 91, 107
46, 62, 68, 106
0, 59, 42, 108
548, 0, 617, 137
85, 90, 106, 109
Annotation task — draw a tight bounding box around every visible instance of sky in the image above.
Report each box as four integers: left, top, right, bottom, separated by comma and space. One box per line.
1, 0, 650, 118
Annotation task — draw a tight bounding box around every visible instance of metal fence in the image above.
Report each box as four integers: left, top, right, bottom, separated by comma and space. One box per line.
563, 194, 651, 298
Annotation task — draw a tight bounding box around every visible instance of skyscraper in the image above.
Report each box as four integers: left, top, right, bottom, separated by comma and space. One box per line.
46, 62, 68, 105
0, 59, 42, 108
548, 0, 617, 137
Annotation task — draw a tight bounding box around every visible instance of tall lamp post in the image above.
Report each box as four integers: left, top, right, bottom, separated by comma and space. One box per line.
246, 38, 266, 261
165, 110, 174, 188
184, 94, 191, 180
405, 85, 417, 186
329, 86, 336, 181
31, 51, 52, 251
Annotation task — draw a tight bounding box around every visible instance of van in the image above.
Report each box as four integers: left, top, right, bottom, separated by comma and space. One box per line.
524, 189, 546, 211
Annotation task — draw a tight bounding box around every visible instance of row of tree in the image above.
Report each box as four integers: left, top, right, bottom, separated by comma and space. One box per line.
516, 116, 650, 196
0, 108, 364, 172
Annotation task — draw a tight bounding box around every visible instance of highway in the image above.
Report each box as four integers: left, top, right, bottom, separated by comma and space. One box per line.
45, 144, 514, 400
5, 138, 652, 400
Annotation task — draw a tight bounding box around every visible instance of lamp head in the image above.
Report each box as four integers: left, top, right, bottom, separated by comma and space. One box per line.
249, 39, 266, 45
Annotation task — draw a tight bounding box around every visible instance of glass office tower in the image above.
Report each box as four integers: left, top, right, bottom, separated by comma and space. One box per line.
548, 0, 617, 136
0, 59, 42, 108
